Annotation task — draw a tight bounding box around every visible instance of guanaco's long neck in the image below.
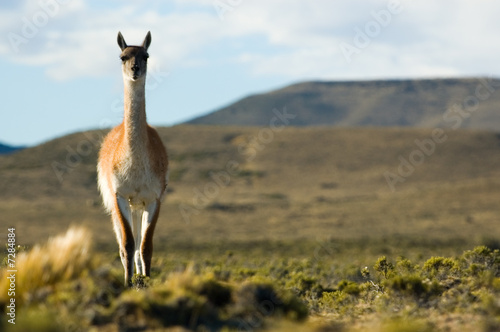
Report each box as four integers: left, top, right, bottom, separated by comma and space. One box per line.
123, 77, 148, 153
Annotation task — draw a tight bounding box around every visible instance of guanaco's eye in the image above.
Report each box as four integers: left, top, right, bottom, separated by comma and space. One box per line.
144, 53, 149, 60
120, 55, 128, 62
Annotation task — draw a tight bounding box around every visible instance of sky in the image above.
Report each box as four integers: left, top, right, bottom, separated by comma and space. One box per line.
1, 0, 500, 146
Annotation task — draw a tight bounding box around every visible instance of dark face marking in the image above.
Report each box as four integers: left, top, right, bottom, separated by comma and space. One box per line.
120, 47, 149, 81
117, 31, 152, 81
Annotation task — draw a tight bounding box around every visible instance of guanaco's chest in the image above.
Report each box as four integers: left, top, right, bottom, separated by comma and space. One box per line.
112, 150, 164, 208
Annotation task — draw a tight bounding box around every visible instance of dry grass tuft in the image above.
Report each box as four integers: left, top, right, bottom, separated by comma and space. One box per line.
0, 226, 93, 306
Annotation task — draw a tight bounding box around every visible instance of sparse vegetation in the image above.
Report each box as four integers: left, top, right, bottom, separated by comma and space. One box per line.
1, 125, 500, 330
0, 229, 309, 331
1, 227, 499, 331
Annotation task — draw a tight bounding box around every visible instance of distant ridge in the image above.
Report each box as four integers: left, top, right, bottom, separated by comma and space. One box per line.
186, 78, 500, 130
0, 142, 25, 155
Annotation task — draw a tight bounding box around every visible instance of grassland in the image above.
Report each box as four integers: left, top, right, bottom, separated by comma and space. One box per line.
0, 125, 500, 330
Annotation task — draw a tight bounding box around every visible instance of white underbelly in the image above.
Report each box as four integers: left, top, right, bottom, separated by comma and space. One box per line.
112, 168, 162, 208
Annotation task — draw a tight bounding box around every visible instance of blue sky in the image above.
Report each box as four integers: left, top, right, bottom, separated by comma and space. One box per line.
2, 0, 500, 146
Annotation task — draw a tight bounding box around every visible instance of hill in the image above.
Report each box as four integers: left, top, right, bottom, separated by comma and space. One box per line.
1, 125, 499, 251
0, 142, 25, 155
186, 78, 500, 130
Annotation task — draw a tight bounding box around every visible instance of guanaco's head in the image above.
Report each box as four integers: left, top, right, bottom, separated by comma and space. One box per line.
117, 31, 151, 81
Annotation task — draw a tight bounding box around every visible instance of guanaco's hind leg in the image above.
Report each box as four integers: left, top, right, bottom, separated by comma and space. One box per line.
114, 195, 135, 286
140, 200, 161, 277
131, 208, 144, 275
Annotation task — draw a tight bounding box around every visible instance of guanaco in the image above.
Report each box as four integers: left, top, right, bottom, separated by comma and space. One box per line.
97, 31, 168, 286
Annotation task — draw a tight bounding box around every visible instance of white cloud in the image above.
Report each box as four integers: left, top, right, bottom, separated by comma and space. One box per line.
0, 0, 224, 80
1, 0, 500, 81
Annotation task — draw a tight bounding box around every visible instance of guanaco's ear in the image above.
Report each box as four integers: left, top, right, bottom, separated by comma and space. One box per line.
117, 31, 127, 51
142, 31, 152, 51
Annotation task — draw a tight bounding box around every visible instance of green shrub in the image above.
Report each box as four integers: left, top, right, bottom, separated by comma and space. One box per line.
422, 256, 458, 279
196, 278, 232, 307
374, 256, 395, 279
492, 278, 500, 291
461, 246, 500, 276
336, 280, 361, 296
385, 274, 441, 299
5, 308, 64, 332
320, 290, 351, 313
285, 272, 323, 297
233, 280, 308, 321
396, 257, 418, 274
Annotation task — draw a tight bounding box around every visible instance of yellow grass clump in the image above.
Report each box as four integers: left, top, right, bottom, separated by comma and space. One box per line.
0, 226, 93, 306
